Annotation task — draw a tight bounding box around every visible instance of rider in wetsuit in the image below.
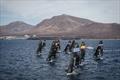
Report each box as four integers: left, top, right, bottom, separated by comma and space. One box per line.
36, 40, 43, 54
47, 40, 58, 61
67, 42, 81, 73
42, 40, 46, 48
80, 42, 86, 61
64, 40, 71, 54
94, 40, 104, 59
56, 40, 61, 52
69, 40, 76, 52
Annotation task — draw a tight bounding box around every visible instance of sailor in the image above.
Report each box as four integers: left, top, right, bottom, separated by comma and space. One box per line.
47, 40, 58, 61
36, 40, 43, 54
94, 40, 104, 59
80, 42, 86, 61
56, 40, 61, 52
42, 40, 46, 48
64, 40, 71, 54
69, 40, 76, 52
67, 42, 81, 73
98, 40, 104, 56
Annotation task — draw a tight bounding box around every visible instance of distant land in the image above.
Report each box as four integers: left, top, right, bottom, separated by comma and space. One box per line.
0, 14, 120, 39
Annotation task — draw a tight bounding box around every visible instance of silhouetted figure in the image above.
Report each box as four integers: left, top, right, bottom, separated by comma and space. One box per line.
73, 43, 81, 67
67, 56, 74, 73
56, 40, 61, 52
47, 41, 58, 61
80, 42, 86, 61
94, 46, 102, 58
69, 40, 75, 52
98, 40, 104, 56
42, 40, 46, 48
67, 43, 81, 73
64, 40, 71, 54
36, 41, 43, 54
94, 40, 104, 59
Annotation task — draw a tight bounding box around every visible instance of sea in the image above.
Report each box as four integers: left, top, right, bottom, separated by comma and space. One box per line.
0, 39, 120, 80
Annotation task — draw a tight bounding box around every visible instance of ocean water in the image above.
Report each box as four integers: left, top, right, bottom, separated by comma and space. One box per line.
0, 40, 120, 80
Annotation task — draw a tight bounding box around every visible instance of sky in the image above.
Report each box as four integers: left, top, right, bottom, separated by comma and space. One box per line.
0, 0, 120, 25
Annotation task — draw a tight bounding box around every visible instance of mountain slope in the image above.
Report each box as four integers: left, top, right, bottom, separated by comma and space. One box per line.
0, 14, 120, 39
30, 14, 120, 38
31, 14, 94, 35
0, 21, 33, 36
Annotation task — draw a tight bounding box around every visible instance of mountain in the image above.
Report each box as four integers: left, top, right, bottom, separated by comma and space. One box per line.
30, 14, 120, 39
0, 14, 120, 39
0, 21, 33, 36
30, 14, 94, 35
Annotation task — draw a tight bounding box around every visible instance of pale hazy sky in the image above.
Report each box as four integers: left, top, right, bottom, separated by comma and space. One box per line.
0, 0, 120, 25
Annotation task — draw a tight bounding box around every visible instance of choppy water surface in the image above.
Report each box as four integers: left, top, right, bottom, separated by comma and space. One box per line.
0, 40, 120, 80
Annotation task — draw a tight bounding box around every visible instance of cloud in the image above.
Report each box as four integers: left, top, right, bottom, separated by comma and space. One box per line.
0, 0, 120, 25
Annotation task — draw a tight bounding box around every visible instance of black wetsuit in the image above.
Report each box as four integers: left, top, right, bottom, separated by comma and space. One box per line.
73, 52, 81, 67
67, 57, 74, 73
67, 51, 81, 73
56, 42, 61, 52
47, 43, 58, 61
58, 41, 61, 49
42, 42, 46, 48
64, 43, 71, 53
94, 46, 102, 58
80, 49, 85, 61
36, 41, 43, 53
69, 40, 75, 52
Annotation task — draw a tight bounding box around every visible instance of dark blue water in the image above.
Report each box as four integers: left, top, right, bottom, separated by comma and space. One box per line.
0, 40, 120, 80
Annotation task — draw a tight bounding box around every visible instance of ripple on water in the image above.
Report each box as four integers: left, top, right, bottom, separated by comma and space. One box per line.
0, 40, 120, 80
